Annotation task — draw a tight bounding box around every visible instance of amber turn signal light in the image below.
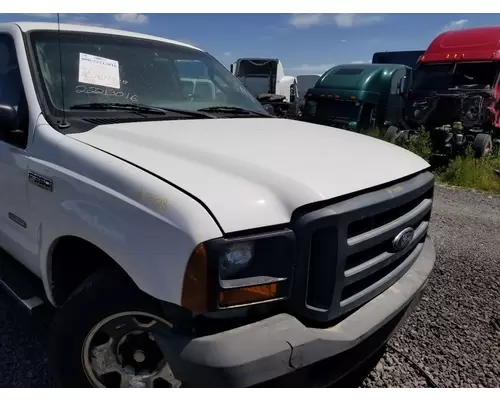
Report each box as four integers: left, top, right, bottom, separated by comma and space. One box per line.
181, 243, 209, 313
218, 283, 278, 307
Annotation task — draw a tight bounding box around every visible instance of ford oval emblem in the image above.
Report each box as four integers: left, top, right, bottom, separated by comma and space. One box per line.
392, 227, 415, 252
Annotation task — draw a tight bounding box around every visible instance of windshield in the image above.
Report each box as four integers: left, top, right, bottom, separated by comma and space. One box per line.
28, 30, 266, 115
412, 62, 498, 92
372, 51, 424, 69
239, 76, 271, 97
297, 75, 319, 99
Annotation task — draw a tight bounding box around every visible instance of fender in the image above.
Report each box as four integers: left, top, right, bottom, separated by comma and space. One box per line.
28, 124, 223, 306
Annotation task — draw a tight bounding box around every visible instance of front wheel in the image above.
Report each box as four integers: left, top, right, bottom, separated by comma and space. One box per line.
48, 269, 182, 388
384, 126, 398, 142
472, 133, 493, 158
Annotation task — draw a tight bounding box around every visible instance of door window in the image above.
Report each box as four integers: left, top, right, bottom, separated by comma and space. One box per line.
0, 34, 28, 148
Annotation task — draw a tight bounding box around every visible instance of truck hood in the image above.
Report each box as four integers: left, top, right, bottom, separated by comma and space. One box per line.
69, 118, 429, 233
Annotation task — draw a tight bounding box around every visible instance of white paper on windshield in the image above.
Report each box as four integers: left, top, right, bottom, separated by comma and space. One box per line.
78, 53, 120, 89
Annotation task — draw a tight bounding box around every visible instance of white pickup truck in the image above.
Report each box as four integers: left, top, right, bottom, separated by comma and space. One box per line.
0, 21, 436, 388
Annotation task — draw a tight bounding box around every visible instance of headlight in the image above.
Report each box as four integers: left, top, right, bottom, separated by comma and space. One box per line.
348, 121, 358, 131
219, 242, 255, 279
181, 230, 296, 312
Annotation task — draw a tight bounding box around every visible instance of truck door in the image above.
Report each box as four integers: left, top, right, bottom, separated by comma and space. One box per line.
386, 67, 407, 125
0, 33, 39, 272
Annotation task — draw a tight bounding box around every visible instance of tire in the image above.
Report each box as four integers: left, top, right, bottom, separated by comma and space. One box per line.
48, 268, 180, 388
384, 126, 399, 143
472, 133, 493, 158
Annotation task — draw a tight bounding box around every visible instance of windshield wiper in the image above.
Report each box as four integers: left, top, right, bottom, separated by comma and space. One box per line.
70, 103, 216, 118
196, 106, 271, 117
71, 102, 167, 114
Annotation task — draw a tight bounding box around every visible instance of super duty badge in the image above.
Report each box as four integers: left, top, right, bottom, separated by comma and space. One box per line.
28, 172, 53, 192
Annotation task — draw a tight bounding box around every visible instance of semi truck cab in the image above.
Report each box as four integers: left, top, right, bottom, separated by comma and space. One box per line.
402, 26, 500, 157
300, 63, 411, 133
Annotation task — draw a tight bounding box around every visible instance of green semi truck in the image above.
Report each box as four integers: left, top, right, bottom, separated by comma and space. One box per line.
299, 63, 411, 134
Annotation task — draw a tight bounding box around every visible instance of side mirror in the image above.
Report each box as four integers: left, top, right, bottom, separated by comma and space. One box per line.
396, 75, 408, 95
0, 104, 18, 132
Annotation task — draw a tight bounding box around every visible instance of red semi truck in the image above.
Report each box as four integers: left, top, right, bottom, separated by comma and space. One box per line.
395, 26, 500, 157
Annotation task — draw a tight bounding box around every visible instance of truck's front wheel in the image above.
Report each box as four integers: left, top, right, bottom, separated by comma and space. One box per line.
472, 133, 493, 158
48, 269, 181, 388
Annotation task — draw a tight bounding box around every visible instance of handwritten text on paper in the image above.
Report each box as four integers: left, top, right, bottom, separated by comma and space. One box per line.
78, 53, 121, 89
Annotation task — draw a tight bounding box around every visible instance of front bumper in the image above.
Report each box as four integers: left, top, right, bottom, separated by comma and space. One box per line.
155, 236, 435, 387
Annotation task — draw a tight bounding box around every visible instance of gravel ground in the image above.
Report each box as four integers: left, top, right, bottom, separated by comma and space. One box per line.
362, 186, 500, 388
0, 185, 499, 388
0, 291, 52, 387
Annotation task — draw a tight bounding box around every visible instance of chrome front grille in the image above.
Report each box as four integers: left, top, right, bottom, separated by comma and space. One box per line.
290, 171, 434, 322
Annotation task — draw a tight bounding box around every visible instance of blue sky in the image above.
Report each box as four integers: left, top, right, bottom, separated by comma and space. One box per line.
2, 13, 500, 75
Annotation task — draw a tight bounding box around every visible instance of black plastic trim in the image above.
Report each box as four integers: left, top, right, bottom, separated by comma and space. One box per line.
289, 170, 434, 322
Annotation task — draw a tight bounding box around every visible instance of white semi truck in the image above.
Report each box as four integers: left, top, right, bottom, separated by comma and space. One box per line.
0, 21, 436, 388
230, 58, 299, 117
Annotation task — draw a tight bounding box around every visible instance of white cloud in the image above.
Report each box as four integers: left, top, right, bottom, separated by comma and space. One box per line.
335, 14, 384, 28
288, 14, 324, 29
340, 39, 347, 43
289, 13, 384, 29
224, 52, 232, 57
441, 19, 468, 32
113, 13, 148, 24
287, 63, 335, 75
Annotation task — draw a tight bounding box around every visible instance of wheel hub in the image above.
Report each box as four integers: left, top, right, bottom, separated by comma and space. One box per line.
133, 350, 146, 363
116, 330, 164, 374
82, 311, 181, 388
